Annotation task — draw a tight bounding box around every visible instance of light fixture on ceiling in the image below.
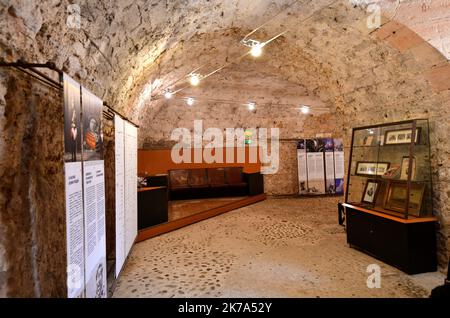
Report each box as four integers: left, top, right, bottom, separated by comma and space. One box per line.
250, 43, 264, 57
242, 39, 264, 58
300, 105, 310, 114
189, 73, 201, 86
248, 102, 256, 111
164, 90, 173, 99
186, 97, 195, 106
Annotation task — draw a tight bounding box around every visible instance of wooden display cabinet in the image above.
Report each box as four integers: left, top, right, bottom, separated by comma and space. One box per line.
343, 119, 437, 274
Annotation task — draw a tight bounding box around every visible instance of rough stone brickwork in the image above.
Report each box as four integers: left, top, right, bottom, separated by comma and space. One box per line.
0, 0, 449, 296
0, 69, 66, 297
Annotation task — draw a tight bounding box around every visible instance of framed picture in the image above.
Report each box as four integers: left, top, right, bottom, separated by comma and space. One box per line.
361, 179, 381, 204
384, 128, 421, 145
355, 162, 390, 176
400, 156, 416, 180
362, 135, 374, 146
384, 181, 425, 216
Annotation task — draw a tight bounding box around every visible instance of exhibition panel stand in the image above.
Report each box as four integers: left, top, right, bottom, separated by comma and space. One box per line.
297, 138, 345, 196
0, 61, 139, 297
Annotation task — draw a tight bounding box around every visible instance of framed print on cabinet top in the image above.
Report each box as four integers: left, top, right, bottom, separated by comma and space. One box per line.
355, 162, 390, 176
384, 128, 421, 145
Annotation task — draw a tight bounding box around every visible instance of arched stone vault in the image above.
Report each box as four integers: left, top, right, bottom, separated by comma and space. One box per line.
0, 0, 449, 293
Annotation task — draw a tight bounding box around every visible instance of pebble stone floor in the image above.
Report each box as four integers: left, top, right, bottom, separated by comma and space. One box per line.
113, 197, 445, 298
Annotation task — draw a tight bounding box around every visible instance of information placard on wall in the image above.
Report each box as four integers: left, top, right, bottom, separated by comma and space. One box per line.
115, 117, 138, 278
124, 122, 138, 257
306, 139, 326, 194
115, 116, 125, 277
81, 87, 106, 298
82, 160, 107, 298
334, 138, 345, 195
297, 139, 308, 195
64, 162, 84, 298
63, 74, 107, 298
324, 138, 336, 194
63, 74, 84, 298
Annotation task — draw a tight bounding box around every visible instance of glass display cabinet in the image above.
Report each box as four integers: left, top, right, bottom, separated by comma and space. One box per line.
343, 119, 437, 274
346, 118, 433, 219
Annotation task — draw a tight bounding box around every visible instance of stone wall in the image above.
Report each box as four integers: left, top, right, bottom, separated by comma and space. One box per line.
332, 20, 450, 270
0, 69, 66, 297
0, 0, 449, 288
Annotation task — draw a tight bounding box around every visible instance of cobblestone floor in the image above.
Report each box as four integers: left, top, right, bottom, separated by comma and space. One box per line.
113, 197, 444, 298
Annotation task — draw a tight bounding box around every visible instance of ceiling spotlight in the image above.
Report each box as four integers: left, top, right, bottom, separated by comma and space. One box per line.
242, 39, 264, 58
300, 105, 310, 114
248, 102, 256, 111
189, 74, 201, 86
250, 44, 263, 57
186, 97, 194, 106
164, 90, 173, 99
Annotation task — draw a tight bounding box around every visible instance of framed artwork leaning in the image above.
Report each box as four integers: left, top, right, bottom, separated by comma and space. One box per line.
384, 181, 425, 217
361, 179, 381, 205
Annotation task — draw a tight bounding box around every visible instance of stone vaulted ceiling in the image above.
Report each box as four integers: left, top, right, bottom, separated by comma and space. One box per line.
0, 0, 448, 125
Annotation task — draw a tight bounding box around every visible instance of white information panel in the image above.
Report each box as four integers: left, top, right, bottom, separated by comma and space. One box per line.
306, 152, 326, 193
297, 140, 308, 195
325, 151, 335, 193
64, 162, 85, 298
297, 138, 345, 195
124, 122, 138, 256
334, 152, 345, 179
115, 116, 125, 277
334, 138, 345, 195
83, 160, 107, 298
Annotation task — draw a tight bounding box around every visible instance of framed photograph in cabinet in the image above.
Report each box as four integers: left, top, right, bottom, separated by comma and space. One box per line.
362, 135, 374, 146
384, 181, 425, 216
400, 156, 416, 180
361, 179, 381, 204
384, 128, 421, 145
355, 162, 390, 176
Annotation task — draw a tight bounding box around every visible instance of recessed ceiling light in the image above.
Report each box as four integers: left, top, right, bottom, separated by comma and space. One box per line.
189, 74, 200, 86
164, 90, 173, 99
250, 44, 263, 57
300, 105, 310, 114
248, 102, 256, 111
186, 97, 194, 106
